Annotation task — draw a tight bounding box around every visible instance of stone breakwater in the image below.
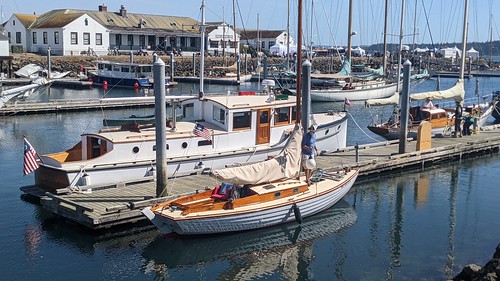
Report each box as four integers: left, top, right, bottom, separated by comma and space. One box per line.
452, 244, 500, 281
11, 53, 357, 78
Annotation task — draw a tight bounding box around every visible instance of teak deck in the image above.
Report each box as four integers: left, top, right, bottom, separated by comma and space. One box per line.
20, 124, 500, 229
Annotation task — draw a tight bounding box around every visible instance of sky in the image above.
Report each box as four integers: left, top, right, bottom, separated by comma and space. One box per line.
2, 0, 498, 47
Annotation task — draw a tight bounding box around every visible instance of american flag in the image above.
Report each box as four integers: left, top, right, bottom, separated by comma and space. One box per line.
193, 123, 212, 141
23, 137, 40, 175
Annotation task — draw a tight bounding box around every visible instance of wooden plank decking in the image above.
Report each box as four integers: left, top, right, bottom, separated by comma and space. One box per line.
20, 124, 500, 229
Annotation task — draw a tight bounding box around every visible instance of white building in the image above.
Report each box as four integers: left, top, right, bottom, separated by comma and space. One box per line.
3, 13, 38, 52
0, 33, 9, 56
239, 30, 294, 53
206, 22, 240, 56
3, 5, 203, 56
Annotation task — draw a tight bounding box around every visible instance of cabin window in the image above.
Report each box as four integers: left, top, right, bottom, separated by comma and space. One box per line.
183, 103, 194, 118
54, 31, 59, 44
233, 111, 251, 130
43, 32, 48, 44
113, 66, 120, 72
32, 32, 37, 44
439, 113, 447, 119
182, 142, 188, 149
141, 66, 152, 73
96, 33, 102, 45
133, 147, 139, 153
105, 64, 112, 71
274, 192, 281, 198
212, 106, 225, 125
83, 33, 90, 45
198, 140, 212, 146
275, 107, 290, 125
291, 106, 297, 121
71, 32, 78, 44
121, 67, 130, 73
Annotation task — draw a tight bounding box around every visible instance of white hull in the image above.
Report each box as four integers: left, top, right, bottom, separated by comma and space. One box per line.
310, 82, 399, 102
142, 170, 358, 235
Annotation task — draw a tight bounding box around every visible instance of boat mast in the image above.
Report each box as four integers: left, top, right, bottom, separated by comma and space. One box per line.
383, 0, 388, 78
296, 0, 303, 123
232, 0, 239, 82
286, 0, 290, 71
396, 0, 406, 94
459, 0, 469, 80
346, 0, 353, 64
200, 0, 206, 97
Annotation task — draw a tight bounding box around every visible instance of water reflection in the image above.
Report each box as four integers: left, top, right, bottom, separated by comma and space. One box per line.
142, 200, 356, 280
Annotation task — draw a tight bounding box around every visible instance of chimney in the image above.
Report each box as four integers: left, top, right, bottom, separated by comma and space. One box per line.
119, 5, 127, 17
98, 4, 108, 12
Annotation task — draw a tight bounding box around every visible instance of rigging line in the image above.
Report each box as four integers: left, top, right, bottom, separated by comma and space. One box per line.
347, 111, 381, 142
421, 0, 436, 51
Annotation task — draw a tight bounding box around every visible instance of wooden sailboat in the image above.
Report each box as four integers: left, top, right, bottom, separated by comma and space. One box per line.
141, 0, 359, 236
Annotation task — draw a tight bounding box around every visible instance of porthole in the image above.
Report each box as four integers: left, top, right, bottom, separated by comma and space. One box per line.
274, 191, 281, 198
182, 142, 188, 149
133, 146, 139, 153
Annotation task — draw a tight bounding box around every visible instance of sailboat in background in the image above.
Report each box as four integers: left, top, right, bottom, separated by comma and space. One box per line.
366, 0, 497, 140
308, 0, 399, 102
141, 0, 359, 236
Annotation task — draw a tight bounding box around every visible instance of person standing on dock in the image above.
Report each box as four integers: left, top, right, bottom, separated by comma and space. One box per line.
454, 102, 463, 138
302, 125, 318, 185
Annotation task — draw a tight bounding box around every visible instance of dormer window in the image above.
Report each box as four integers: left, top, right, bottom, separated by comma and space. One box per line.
84, 18, 88, 26
13, 20, 15, 26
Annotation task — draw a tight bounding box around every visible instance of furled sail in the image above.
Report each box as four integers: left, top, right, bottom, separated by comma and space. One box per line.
211, 124, 302, 185
365, 92, 400, 107
410, 79, 464, 102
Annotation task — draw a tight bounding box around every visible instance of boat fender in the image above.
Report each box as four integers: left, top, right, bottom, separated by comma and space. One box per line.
134, 82, 139, 89
305, 156, 316, 169
80, 173, 91, 186
292, 203, 302, 224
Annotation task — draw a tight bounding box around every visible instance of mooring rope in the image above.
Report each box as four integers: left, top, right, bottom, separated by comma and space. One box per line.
347, 111, 380, 142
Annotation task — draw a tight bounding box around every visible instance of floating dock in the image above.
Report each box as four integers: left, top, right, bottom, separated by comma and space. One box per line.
20, 125, 500, 229
0, 97, 156, 115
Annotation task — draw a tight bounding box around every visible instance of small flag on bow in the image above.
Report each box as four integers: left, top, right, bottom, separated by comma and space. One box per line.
23, 137, 40, 175
193, 123, 212, 141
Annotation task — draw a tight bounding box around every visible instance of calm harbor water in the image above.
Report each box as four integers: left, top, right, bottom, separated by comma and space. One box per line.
0, 77, 499, 280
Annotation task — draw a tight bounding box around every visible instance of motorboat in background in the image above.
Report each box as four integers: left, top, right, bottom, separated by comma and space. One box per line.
88, 60, 171, 89
142, 124, 358, 235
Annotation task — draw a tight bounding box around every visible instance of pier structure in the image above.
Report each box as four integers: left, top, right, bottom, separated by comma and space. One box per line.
20, 125, 500, 229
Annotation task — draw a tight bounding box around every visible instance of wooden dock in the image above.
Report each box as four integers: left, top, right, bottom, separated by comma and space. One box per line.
0, 97, 156, 115
20, 125, 500, 229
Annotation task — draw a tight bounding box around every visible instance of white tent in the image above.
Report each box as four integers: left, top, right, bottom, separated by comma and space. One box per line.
466, 47, 479, 59
414, 47, 429, 53
352, 46, 365, 57
270, 43, 297, 56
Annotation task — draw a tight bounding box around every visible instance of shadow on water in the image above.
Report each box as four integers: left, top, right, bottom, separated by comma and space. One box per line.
141, 200, 356, 279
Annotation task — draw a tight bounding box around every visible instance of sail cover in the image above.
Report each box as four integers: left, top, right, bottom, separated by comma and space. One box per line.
410, 79, 465, 102
365, 92, 400, 107
211, 124, 303, 185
